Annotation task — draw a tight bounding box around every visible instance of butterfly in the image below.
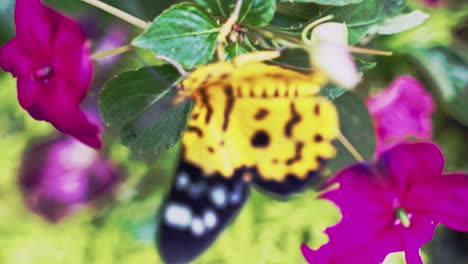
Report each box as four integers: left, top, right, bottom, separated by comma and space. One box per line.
157, 51, 339, 264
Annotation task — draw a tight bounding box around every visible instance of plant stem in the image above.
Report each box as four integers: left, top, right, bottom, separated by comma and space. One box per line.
91, 44, 133, 60
216, 0, 243, 61
337, 131, 365, 162
81, 0, 149, 30
347, 46, 393, 56
301, 15, 334, 44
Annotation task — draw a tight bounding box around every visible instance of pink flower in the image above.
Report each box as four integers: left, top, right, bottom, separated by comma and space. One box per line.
0, 0, 101, 148
302, 142, 468, 264
419, 0, 443, 7
366, 76, 435, 156
19, 135, 120, 222
94, 27, 128, 67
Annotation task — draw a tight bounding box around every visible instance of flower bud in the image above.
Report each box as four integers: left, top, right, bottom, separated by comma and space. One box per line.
19, 136, 120, 222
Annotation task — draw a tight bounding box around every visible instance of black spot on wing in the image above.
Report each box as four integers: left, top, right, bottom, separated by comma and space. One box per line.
251, 130, 270, 147
222, 86, 235, 131
219, 73, 230, 80
191, 113, 200, 120
236, 86, 243, 97
265, 73, 285, 79
251, 158, 328, 198
286, 142, 304, 165
284, 102, 301, 138
254, 108, 269, 120
157, 157, 249, 264
273, 89, 279, 97
187, 126, 203, 137
199, 88, 213, 124
314, 134, 323, 143
314, 104, 320, 115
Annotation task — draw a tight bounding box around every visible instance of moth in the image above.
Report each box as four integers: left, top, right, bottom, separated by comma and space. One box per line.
157, 51, 339, 264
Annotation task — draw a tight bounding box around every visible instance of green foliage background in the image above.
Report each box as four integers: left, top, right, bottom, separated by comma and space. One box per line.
0, 0, 467, 263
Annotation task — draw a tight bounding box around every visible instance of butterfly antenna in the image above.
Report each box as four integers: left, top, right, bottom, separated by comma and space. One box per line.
216, 0, 244, 61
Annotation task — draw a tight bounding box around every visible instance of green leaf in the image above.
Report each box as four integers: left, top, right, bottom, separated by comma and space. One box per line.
0, 0, 14, 45
99, 65, 192, 153
224, 43, 251, 61
132, 3, 219, 69
271, 48, 311, 71
328, 92, 375, 172
411, 47, 468, 126
276, 1, 323, 21
271, 1, 323, 33
319, 84, 348, 100
194, 0, 276, 27
356, 58, 377, 72
278, 0, 364, 6
368, 10, 429, 35
320, 0, 407, 44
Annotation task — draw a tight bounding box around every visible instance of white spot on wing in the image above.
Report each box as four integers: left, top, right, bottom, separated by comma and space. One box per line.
230, 184, 243, 204
188, 182, 206, 198
164, 203, 192, 229
191, 217, 205, 236
176, 172, 190, 190
210, 185, 227, 208
203, 210, 217, 229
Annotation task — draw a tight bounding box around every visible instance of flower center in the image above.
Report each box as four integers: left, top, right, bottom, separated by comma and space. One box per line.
394, 207, 411, 228
31, 65, 53, 82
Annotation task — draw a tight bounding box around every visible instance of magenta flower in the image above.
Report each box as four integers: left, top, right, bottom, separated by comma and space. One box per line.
19, 136, 120, 222
302, 142, 468, 264
0, 0, 101, 148
418, 0, 443, 7
366, 76, 435, 156
94, 26, 128, 68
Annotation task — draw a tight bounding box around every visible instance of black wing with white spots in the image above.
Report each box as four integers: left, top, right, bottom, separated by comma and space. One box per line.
157, 160, 250, 264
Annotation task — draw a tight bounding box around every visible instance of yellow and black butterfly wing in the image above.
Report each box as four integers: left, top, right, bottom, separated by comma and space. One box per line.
157, 160, 249, 264
157, 62, 339, 263
227, 96, 338, 196
158, 84, 251, 264
180, 63, 339, 196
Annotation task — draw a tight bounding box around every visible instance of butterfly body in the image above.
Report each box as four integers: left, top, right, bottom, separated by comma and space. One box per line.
158, 53, 339, 263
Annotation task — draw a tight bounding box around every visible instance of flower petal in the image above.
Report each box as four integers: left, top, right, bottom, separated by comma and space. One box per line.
406, 173, 468, 232
302, 223, 403, 264
27, 77, 101, 148
367, 76, 435, 156
19, 135, 119, 222
16, 78, 40, 109
311, 42, 360, 89
419, 0, 443, 7
402, 214, 437, 264
51, 11, 93, 94
14, 0, 54, 62
377, 142, 444, 199
0, 37, 37, 78
311, 22, 348, 45
307, 164, 402, 264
